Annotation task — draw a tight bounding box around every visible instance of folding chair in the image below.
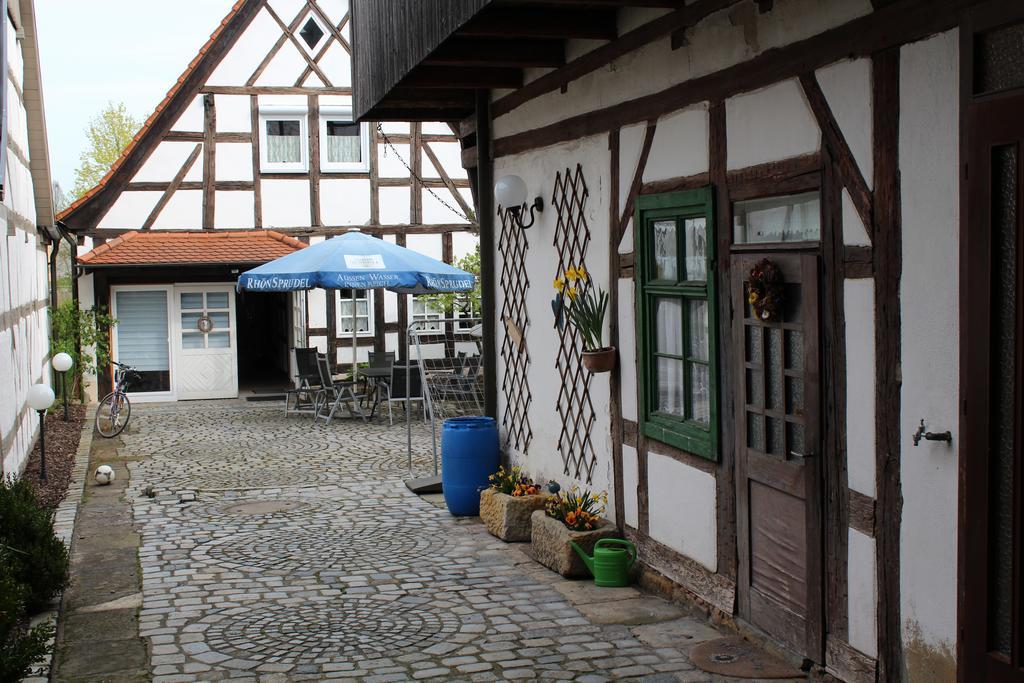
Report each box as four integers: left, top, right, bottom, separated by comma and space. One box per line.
284, 347, 321, 416
380, 360, 426, 426
313, 353, 367, 424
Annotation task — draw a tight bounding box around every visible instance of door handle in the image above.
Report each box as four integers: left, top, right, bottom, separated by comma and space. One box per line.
789, 451, 815, 459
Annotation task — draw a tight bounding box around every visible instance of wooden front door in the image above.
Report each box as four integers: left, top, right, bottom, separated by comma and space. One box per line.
733, 252, 823, 659
961, 87, 1024, 681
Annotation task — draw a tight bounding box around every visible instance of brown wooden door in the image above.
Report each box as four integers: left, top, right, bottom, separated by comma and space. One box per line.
961, 88, 1024, 682
733, 252, 823, 659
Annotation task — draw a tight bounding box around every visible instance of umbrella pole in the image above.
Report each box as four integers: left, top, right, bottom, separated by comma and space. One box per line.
351, 289, 358, 382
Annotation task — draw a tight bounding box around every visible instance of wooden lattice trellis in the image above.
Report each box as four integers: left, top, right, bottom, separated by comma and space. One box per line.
498, 207, 532, 453
552, 165, 597, 482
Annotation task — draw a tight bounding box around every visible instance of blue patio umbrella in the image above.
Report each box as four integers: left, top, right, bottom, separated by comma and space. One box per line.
238, 230, 475, 380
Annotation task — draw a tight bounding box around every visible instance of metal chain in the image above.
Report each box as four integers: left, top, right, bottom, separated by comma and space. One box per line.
376, 123, 475, 225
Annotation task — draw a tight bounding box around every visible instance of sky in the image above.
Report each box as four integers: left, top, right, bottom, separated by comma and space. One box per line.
35, 0, 237, 197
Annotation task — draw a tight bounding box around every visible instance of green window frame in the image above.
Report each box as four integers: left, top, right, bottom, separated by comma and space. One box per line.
635, 187, 718, 460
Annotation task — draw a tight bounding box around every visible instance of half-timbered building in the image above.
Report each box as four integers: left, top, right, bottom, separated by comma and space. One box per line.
1, 0, 58, 477
351, 1, 1022, 681
59, 0, 478, 402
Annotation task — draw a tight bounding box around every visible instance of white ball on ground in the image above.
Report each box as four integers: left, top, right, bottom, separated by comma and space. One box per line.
94, 465, 115, 485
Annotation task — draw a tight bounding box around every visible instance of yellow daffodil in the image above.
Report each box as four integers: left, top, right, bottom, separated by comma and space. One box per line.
576, 265, 589, 282
553, 277, 566, 292
567, 286, 578, 300
565, 267, 579, 281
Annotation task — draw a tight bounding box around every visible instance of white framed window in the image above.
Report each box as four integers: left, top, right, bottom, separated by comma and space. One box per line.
337, 289, 373, 336
412, 297, 443, 331
259, 106, 308, 173
320, 106, 369, 173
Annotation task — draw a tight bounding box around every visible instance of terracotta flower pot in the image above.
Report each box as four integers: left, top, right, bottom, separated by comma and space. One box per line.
582, 347, 616, 373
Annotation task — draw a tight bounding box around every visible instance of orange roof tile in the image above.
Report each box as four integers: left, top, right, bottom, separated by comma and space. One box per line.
78, 230, 306, 267
57, 0, 250, 223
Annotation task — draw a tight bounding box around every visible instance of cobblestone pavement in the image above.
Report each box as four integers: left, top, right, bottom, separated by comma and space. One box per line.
122, 400, 733, 682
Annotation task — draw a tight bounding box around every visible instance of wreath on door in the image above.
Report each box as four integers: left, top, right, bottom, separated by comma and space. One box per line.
748, 258, 784, 322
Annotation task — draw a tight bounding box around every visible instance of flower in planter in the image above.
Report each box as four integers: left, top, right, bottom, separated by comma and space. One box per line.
488, 465, 540, 496
552, 264, 608, 352
546, 485, 608, 531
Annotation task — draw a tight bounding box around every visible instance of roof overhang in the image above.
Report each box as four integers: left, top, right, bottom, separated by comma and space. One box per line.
77, 230, 306, 270
351, 0, 685, 122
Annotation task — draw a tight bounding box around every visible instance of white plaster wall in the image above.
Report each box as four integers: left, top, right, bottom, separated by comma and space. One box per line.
848, 529, 878, 658
647, 453, 717, 571
494, 135, 615, 503
1, 15, 50, 477
172, 95, 204, 132
216, 143, 254, 181
214, 191, 256, 228
898, 30, 959, 669
77, 274, 98, 404
842, 189, 871, 246
643, 105, 709, 183
151, 190, 202, 229
321, 178, 371, 225
133, 141, 203, 183
262, 179, 310, 228
208, 9, 278, 86
98, 192, 161, 229
378, 187, 410, 225
215, 95, 252, 133
816, 57, 873, 188
492, 0, 871, 140
845, 279, 876, 497
726, 79, 820, 169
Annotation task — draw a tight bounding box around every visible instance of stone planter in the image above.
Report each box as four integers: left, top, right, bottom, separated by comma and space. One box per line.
480, 489, 552, 542
528, 509, 619, 578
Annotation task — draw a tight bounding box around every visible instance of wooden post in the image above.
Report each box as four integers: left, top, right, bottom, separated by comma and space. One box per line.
476, 90, 497, 419
608, 129, 625, 529
202, 94, 216, 229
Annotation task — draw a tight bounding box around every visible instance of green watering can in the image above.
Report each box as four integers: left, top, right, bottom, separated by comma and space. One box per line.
570, 538, 637, 587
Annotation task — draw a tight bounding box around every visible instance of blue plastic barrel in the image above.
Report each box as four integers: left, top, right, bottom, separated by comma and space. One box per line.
441, 416, 499, 516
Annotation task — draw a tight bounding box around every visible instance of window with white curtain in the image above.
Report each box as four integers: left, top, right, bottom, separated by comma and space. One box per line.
412, 297, 442, 331
336, 289, 372, 335
259, 107, 308, 172
637, 188, 719, 460
320, 106, 369, 173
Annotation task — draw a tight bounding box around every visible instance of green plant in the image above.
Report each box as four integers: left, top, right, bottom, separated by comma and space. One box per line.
487, 465, 540, 496
49, 300, 117, 400
420, 244, 481, 318
0, 552, 54, 682
554, 266, 608, 351
72, 101, 140, 200
0, 479, 69, 611
545, 485, 608, 531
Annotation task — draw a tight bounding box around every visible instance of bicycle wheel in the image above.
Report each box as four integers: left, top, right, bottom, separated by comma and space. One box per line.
95, 392, 131, 438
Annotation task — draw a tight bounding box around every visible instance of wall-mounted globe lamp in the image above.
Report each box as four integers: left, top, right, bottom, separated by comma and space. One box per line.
495, 175, 543, 229
27, 383, 55, 481
53, 352, 74, 421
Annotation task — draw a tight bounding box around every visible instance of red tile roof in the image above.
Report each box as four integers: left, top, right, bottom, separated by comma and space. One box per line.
78, 230, 305, 267
56, 0, 250, 223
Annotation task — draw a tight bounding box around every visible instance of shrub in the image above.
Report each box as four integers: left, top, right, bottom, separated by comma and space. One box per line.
0, 479, 69, 611
49, 300, 117, 401
0, 552, 54, 682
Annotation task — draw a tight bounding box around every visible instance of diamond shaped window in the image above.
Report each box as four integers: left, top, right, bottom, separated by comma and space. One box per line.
299, 18, 325, 50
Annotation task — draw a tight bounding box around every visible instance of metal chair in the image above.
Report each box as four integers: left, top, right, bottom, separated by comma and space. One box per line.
364, 351, 395, 410
284, 348, 321, 416
381, 360, 426, 426
313, 353, 366, 424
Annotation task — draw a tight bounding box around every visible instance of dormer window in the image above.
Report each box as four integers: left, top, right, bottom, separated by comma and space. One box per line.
259, 106, 308, 173
320, 106, 370, 173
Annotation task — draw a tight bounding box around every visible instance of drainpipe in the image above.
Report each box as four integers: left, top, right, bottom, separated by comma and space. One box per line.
475, 90, 497, 419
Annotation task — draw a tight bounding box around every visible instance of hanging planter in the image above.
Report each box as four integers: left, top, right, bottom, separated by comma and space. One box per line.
582, 347, 617, 373
554, 266, 615, 373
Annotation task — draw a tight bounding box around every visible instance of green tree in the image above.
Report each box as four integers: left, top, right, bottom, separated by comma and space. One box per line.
70, 102, 140, 200
49, 301, 117, 401
420, 243, 481, 318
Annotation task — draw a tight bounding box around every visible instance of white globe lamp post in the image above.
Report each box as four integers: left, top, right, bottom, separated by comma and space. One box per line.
53, 352, 74, 421
27, 383, 56, 481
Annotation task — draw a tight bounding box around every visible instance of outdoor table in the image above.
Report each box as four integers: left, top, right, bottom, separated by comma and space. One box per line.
358, 366, 392, 418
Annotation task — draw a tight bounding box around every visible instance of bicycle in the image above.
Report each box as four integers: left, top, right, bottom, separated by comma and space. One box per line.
95, 362, 141, 438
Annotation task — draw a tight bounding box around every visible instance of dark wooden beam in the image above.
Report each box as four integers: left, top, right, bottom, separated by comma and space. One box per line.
367, 108, 475, 122
872, 48, 903, 683
476, 90, 498, 419
492, 0, 984, 158
142, 143, 202, 230
250, 94, 262, 228
423, 37, 565, 68
492, 0, 739, 118
308, 94, 321, 227
202, 94, 216, 230
499, 0, 684, 6
401, 66, 523, 90
609, 128, 625, 532
459, 7, 618, 40
618, 120, 657, 242
800, 72, 873, 238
